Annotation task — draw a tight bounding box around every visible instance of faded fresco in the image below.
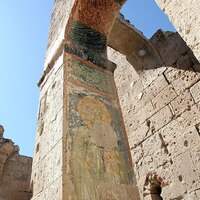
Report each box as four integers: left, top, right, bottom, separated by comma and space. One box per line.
67, 58, 115, 95
65, 53, 137, 199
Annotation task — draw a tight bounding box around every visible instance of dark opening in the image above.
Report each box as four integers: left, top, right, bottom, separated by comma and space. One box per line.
150, 183, 163, 200
144, 173, 163, 200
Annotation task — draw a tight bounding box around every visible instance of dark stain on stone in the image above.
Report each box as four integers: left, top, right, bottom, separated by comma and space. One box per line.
114, 0, 125, 5
68, 20, 107, 57
65, 44, 116, 72
178, 175, 183, 182
159, 133, 169, 154
184, 140, 188, 147
195, 123, 200, 136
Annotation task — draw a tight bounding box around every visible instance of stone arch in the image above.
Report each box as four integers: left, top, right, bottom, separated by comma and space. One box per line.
144, 173, 165, 200
64, 0, 127, 60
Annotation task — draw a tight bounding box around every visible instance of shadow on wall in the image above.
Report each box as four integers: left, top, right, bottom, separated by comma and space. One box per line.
149, 29, 200, 72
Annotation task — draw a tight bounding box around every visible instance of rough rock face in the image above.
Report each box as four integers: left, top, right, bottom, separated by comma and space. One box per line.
0, 125, 32, 200
108, 29, 200, 199
155, 0, 200, 63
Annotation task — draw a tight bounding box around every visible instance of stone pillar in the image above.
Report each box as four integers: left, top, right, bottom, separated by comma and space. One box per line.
31, 0, 140, 199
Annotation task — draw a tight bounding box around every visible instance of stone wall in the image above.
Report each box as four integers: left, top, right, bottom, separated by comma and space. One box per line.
44, 0, 75, 69
32, 0, 142, 199
108, 30, 200, 199
31, 52, 64, 199
31, 1, 200, 199
0, 125, 32, 200
155, 0, 200, 63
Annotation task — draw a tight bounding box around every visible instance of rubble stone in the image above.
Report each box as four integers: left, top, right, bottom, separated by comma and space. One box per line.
0, 125, 32, 200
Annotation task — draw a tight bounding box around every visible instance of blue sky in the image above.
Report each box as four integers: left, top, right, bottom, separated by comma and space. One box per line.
0, 0, 175, 157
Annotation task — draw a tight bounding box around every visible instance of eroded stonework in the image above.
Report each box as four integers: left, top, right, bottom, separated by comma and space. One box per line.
31, 1, 200, 200
0, 125, 32, 200
32, 0, 141, 199
108, 28, 200, 199
155, 0, 200, 63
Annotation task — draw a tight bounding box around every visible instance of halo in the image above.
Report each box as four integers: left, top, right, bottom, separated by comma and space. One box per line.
77, 97, 111, 126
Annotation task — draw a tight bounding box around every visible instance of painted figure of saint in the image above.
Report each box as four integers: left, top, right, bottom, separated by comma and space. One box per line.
70, 96, 130, 199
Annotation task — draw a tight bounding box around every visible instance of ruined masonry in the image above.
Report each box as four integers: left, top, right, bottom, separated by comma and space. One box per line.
1, 0, 200, 200
0, 125, 32, 200
31, 0, 140, 199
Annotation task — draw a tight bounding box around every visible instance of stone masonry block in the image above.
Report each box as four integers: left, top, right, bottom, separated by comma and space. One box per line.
128, 122, 149, 148
164, 67, 188, 84
45, 0, 75, 69
139, 86, 154, 107
138, 70, 155, 88
171, 68, 199, 95
124, 96, 146, 116
149, 74, 169, 97
128, 80, 144, 101
138, 134, 165, 172
171, 152, 199, 193
148, 105, 173, 133
158, 119, 181, 142
185, 192, 198, 200
170, 90, 195, 115
152, 84, 177, 112
177, 104, 200, 131
150, 30, 189, 66
126, 101, 155, 131
137, 66, 166, 88
190, 80, 200, 103
130, 145, 143, 164
168, 127, 200, 158
161, 182, 186, 200
133, 74, 169, 113
190, 146, 200, 173
142, 133, 171, 169
44, 176, 62, 200
147, 67, 166, 82
31, 192, 44, 200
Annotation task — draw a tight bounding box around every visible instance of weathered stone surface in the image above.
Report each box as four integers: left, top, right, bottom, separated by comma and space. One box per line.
31, 56, 64, 199
190, 80, 200, 103
150, 30, 190, 66
110, 26, 200, 199
171, 68, 199, 95
32, 1, 142, 200
0, 125, 32, 200
170, 90, 194, 115
44, 0, 75, 69
152, 85, 177, 112
31, 1, 200, 200
155, 0, 200, 62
